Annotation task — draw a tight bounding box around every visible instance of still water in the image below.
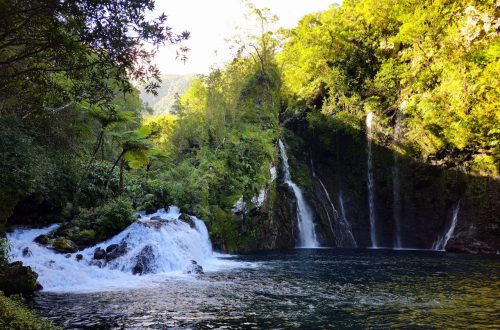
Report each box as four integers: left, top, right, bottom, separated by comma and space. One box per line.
32, 249, 499, 329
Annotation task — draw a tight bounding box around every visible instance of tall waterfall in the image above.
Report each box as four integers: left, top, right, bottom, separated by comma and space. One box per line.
337, 192, 357, 248
392, 116, 403, 249
366, 112, 378, 248
278, 140, 319, 248
7, 207, 237, 292
432, 201, 461, 251
311, 160, 356, 247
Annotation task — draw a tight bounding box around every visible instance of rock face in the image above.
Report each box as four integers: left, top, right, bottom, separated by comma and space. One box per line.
281, 116, 500, 254
132, 245, 155, 275
0, 261, 39, 296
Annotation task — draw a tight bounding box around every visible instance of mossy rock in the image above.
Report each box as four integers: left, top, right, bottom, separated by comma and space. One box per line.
69, 230, 96, 248
0, 262, 39, 296
33, 234, 49, 245
52, 238, 78, 253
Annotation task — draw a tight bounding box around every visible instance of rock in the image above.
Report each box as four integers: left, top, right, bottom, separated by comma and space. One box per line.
0, 261, 40, 296
22, 247, 32, 257
34, 234, 49, 245
105, 242, 127, 262
52, 238, 78, 253
183, 260, 204, 275
150, 216, 164, 221
105, 244, 119, 253
145, 208, 157, 215
70, 229, 96, 248
132, 245, 156, 275
138, 219, 164, 230
446, 237, 495, 254
75, 254, 83, 261
93, 247, 106, 260
178, 213, 195, 228
65, 254, 71, 258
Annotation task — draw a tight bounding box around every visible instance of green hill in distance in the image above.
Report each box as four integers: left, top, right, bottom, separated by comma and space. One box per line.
140, 74, 196, 115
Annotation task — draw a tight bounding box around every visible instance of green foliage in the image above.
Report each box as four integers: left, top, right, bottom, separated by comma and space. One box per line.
75, 198, 135, 241
279, 0, 500, 176
0, 293, 59, 330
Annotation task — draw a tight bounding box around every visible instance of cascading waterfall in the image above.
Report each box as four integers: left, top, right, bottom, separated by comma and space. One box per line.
7, 207, 236, 292
366, 112, 378, 248
278, 140, 319, 248
310, 159, 356, 247
432, 201, 461, 251
337, 192, 357, 248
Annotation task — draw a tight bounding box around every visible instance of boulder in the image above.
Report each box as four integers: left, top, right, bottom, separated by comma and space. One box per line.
0, 261, 39, 296
132, 245, 155, 275
93, 247, 106, 260
178, 213, 195, 228
105, 242, 127, 262
75, 254, 83, 261
150, 216, 164, 221
183, 260, 204, 275
34, 234, 49, 245
52, 238, 78, 253
22, 247, 32, 257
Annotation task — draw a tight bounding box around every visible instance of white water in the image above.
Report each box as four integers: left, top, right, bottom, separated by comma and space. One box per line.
337, 192, 357, 248
366, 112, 378, 248
278, 140, 319, 248
432, 201, 461, 251
7, 207, 244, 292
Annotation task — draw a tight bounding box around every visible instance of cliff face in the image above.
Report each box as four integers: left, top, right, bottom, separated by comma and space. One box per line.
279, 118, 499, 254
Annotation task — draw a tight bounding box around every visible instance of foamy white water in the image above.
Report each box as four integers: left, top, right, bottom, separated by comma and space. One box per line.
279, 140, 319, 248
432, 201, 461, 251
7, 207, 249, 292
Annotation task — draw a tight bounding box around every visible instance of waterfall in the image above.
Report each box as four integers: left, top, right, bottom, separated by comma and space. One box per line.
310, 159, 357, 248
338, 192, 357, 248
392, 116, 403, 249
7, 207, 236, 292
278, 140, 319, 248
366, 112, 378, 248
432, 201, 461, 251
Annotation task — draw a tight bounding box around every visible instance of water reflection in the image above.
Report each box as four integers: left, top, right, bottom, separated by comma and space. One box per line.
32, 249, 500, 329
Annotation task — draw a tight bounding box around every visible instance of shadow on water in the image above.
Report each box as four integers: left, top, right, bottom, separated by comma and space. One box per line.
31, 249, 500, 329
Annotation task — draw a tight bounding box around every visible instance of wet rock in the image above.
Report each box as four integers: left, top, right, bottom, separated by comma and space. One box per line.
22, 247, 32, 257
145, 208, 157, 215
178, 213, 195, 228
105, 242, 127, 262
0, 261, 39, 296
93, 247, 106, 260
53, 238, 78, 253
65, 254, 71, 258
446, 237, 495, 254
150, 216, 164, 221
138, 219, 164, 230
132, 245, 155, 275
34, 234, 49, 245
184, 260, 204, 275
70, 229, 96, 248
75, 254, 83, 261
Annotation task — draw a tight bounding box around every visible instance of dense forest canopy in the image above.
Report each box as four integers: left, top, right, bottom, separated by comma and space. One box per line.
1, 0, 499, 263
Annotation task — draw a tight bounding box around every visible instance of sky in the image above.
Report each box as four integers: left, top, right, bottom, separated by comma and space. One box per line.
151, 0, 337, 75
